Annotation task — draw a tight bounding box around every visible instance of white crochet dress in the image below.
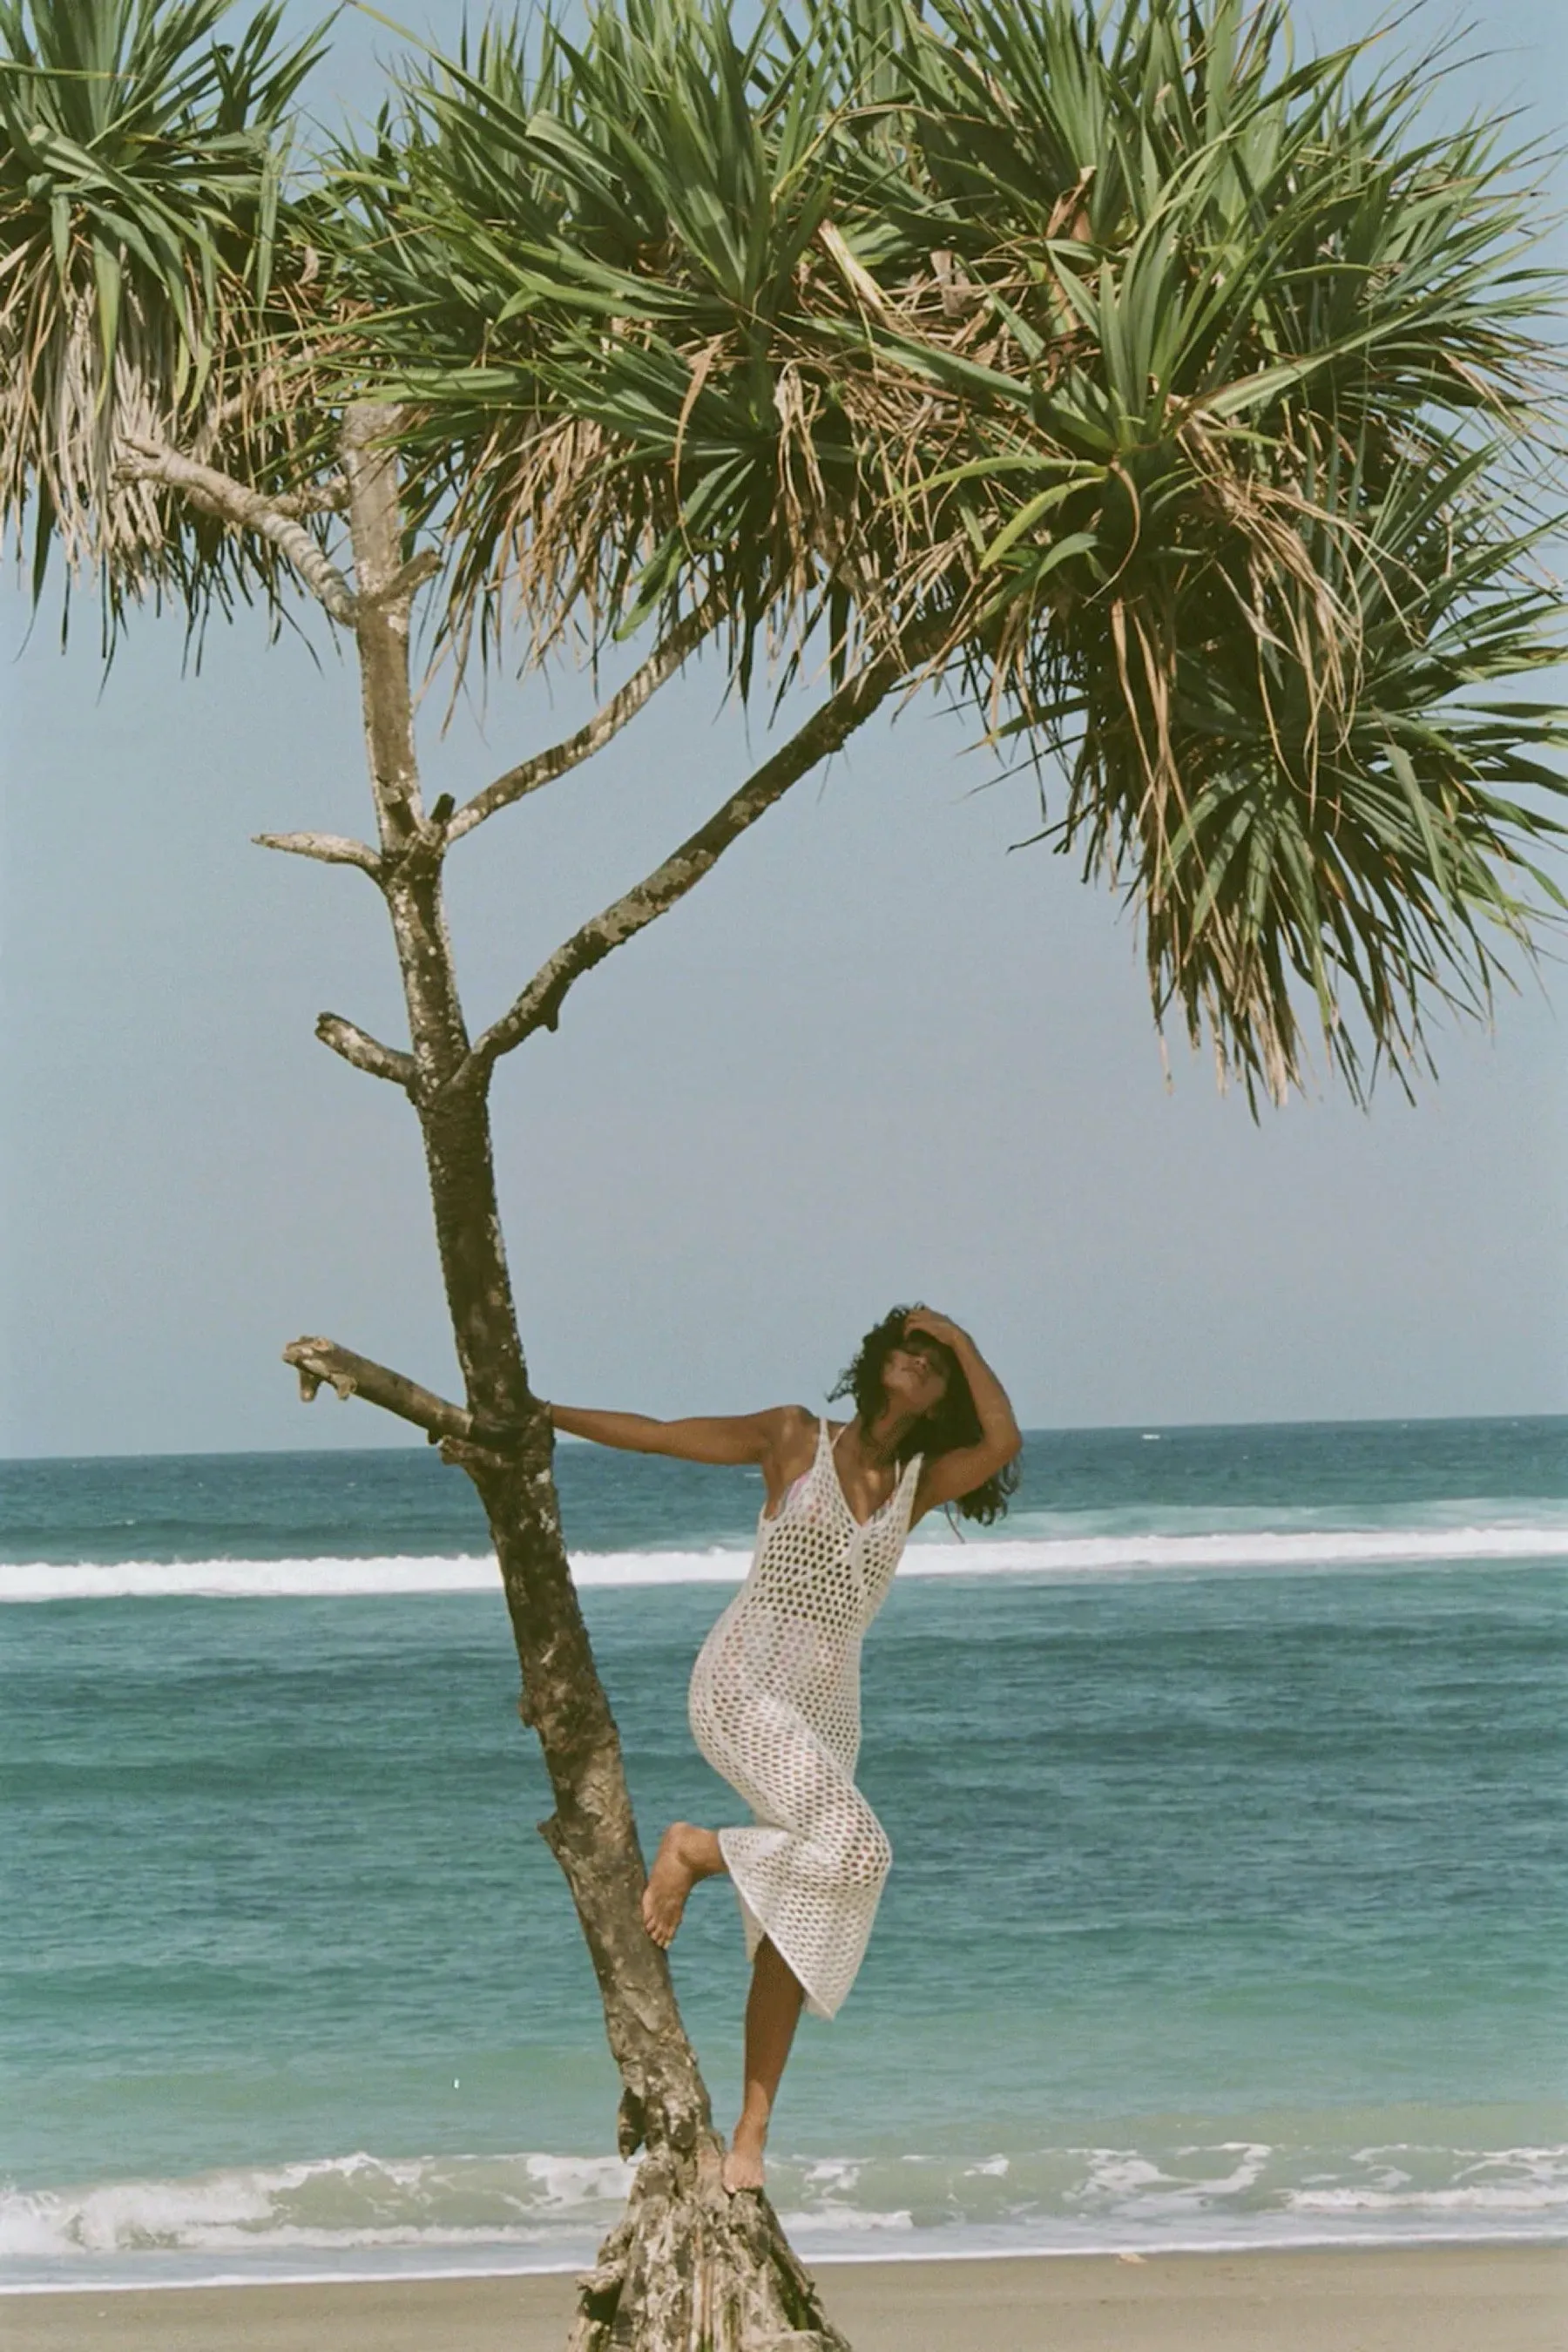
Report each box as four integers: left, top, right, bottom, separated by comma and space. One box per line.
687, 1418, 923, 2019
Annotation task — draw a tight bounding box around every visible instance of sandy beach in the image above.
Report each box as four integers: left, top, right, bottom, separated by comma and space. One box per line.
4, 2247, 1564, 2352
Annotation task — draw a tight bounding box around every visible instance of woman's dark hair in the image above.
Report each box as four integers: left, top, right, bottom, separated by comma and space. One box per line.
829, 1304, 1020, 1525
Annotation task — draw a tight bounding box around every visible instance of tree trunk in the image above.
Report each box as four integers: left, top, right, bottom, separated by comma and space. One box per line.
339, 407, 851, 2349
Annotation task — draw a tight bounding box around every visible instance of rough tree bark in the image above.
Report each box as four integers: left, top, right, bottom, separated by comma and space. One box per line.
280, 405, 856, 2349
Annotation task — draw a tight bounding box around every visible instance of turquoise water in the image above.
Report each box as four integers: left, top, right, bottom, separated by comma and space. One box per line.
2, 1420, 1565, 2285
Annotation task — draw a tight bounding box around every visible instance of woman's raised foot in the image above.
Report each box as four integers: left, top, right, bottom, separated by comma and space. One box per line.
641, 1822, 705, 1947
720, 2127, 767, 2195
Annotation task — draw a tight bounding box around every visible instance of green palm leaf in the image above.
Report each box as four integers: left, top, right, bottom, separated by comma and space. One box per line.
10, 0, 1560, 1098
322, 0, 1565, 1096
0, 0, 329, 634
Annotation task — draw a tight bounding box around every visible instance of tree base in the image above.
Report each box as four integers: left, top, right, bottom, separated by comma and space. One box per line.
567, 2139, 851, 2352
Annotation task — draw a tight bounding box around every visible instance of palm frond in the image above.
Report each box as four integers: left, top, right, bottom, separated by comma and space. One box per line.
0, 0, 332, 639
321, 0, 1565, 1095
14, 0, 1561, 1096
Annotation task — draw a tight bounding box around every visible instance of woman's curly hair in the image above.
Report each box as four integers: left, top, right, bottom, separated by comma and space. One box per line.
829, 1304, 1021, 1525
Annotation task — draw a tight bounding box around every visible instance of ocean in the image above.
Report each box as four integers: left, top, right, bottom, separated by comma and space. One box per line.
2, 1418, 1565, 2290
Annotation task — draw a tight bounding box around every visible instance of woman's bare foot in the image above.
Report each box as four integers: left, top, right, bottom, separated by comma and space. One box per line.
641, 1822, 714, 1947
720, 2126, 767, 2194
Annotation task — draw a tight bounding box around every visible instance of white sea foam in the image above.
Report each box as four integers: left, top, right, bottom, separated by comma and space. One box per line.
1287, 2145, 1568, 2216
3, 2136, 1565, 2287
0, 2149, 637, 2264
4, 1518, 1567, 1600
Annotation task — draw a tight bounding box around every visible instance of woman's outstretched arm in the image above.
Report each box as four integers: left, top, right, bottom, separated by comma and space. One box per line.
548, 1402, 805, 1467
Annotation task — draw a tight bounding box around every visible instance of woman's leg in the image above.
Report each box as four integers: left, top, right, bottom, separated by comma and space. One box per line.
722, 1936, 805, 2193
641, 1821, 726, 1945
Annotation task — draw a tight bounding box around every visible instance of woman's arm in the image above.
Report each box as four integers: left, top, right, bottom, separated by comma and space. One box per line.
548, 1402, 803, 1469
906, 1310, 1023, 1517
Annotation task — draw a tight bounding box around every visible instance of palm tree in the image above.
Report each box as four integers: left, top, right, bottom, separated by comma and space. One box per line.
5, 1, 1564, 2345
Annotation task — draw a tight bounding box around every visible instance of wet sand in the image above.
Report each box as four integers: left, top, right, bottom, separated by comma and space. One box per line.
4, 2244, 1565, 2351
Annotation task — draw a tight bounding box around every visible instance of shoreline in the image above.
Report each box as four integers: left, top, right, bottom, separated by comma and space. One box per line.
7, 2221, 1568, 2296
3, 2246, 1564, 2351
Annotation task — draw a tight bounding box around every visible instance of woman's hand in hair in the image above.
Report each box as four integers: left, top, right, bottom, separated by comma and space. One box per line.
902, 1305, 969, 1350
907, 1315, 1023, 1523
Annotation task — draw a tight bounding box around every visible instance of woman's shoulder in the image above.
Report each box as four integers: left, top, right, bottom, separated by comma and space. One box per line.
760, 1403, 823, 1468
773, 1403, 823, 1445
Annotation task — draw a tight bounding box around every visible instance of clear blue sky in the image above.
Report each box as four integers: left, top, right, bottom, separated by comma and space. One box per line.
2, 0, 1565, 1456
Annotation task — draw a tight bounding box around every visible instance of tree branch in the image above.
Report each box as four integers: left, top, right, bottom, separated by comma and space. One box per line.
283, 1336, 509, 1443
446, 597, 721, 844
462, 650, 909, 1071
270, 478, 350, 517
116, 436, 359, 623
253, 830, 382, 875
315, 1012, 417, 1088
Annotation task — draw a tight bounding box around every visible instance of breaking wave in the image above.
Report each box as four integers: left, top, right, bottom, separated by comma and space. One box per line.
5, 2132, 1565, 2288
4, 1517, 1566, 1600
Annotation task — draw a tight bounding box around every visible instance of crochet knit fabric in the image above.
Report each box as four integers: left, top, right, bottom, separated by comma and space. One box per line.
688, 1418, 922, 2018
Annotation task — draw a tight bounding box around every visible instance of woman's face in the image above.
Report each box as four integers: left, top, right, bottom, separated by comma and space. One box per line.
881, 1332, 951, 1416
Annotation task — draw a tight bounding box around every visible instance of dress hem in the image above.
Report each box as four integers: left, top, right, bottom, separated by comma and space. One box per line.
716, 1826, 841, 2020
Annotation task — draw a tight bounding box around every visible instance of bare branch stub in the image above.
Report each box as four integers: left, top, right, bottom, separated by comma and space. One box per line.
253, 830, 383, 876
362, 547, 443, 612
314, 1014, 418, 1090
446, 597, 721, 844
462, 650, 909, 1072
282, 1337, 476, 1443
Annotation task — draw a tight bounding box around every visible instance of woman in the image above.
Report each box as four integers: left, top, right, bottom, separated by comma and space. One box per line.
548, 1305, 1022, 2193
